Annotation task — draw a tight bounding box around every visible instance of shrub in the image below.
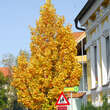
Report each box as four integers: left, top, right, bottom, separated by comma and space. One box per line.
81, 95, 110, 110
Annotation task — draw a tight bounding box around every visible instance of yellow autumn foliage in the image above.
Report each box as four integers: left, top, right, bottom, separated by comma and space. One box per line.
11, 0, 82, 109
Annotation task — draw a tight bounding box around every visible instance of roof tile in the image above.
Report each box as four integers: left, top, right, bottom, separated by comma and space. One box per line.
73, 32, 86, 43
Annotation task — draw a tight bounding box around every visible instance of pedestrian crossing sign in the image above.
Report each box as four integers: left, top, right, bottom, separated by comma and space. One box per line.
56, 92, 70, 105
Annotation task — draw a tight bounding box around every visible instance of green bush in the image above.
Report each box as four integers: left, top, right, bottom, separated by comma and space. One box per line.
81, 101, 97, 110
81, 95, 110, 110
0, 72, 8, 110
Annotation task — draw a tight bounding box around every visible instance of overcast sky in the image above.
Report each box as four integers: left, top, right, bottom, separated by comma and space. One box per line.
0, 0, 87, 62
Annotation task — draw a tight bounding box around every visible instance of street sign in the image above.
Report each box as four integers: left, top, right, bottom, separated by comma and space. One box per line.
74, 86, 79, 92
64, 87, 74, 92
57, 106, 67, 110
56, 92, 70, 105
64, 86, 79, 92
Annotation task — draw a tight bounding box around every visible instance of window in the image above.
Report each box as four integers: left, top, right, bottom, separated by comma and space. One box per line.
106, 36, 109, 75
76, 38, 86, 56
94, 46, 98, 84
79, 64, 87, 91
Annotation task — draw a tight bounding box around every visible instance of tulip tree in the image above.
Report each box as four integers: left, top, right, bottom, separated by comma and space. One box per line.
11, 0, 82, 109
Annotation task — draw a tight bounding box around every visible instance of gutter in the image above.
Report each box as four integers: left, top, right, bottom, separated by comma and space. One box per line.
74, 0, 96, 31
74, 19, 86, 31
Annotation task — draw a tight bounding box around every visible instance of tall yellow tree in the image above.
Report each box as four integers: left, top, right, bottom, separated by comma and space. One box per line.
11, 0, 82, 109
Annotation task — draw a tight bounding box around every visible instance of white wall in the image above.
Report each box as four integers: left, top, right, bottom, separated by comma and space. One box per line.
68, 98, 82, 110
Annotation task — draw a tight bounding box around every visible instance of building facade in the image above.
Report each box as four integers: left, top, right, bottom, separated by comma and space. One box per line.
75, 0, 110, 106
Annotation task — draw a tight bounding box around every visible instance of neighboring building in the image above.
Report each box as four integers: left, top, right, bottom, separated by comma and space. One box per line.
75, 0, 110, 106
0, 67, 13, 107
65, 92, 86, 110
0, 67, 11, 90
0, 67, 11, 77
63, 32, 87, 110
74, 32, 87, 91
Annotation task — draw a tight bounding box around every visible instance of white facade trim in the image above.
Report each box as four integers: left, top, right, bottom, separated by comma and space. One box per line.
85, 29, 110, 50
86, 86, 110, 95
97, 40, 102, 87
101, 36, 108, 85
80, 0, 104, 26
86, 6, 110, 34
90, 46, 96, 89
85, 6, 110, 50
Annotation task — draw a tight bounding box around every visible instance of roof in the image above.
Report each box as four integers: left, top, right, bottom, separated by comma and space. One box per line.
75, 0, 96, 22
73, 32, 86, 43
0, 67, 11, 77
65, 92, 86, 98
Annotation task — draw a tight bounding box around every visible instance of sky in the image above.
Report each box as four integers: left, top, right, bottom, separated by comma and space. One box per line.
0, 0, 87, 62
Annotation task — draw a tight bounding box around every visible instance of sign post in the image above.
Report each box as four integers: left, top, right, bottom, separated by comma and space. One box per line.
71, 92, 72, 110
